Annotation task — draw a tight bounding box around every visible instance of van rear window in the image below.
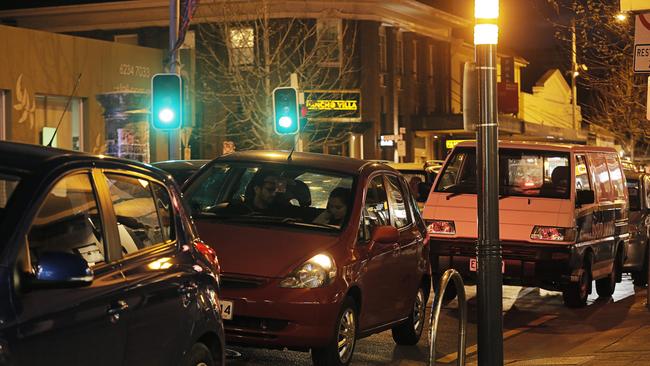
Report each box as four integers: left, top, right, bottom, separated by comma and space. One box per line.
435, 148, 571, 199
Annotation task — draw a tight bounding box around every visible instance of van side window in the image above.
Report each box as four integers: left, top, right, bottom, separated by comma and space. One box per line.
606, 154, 625, 200
590, 154, 612, 202
574, 155, 591, 192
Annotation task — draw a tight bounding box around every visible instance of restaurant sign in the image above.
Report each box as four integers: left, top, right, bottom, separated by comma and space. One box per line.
303, 90, 361, 122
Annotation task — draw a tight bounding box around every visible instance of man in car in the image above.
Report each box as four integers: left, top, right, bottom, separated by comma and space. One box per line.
240, 170, 283, 214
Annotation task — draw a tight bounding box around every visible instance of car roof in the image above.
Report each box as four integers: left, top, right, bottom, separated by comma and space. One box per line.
0, 140, 171, 182
455, 140, 619, 154
213, 150, 395, 175
152, 160, 210, 170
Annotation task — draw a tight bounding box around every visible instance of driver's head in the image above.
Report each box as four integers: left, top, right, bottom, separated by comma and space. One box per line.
251, 171, 281, 209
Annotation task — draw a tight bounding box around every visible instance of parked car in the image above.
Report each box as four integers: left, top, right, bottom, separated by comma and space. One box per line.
0, 141, 225, 366
184, 151, 430, 366
423, 141, 629, 308
623, 166, 650, 286
152, 159, 210, 186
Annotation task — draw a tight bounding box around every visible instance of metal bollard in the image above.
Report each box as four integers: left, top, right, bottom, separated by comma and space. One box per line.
428, 269, 468, 366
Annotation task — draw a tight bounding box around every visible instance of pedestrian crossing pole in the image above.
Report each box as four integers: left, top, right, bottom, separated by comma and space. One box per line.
474, 1, 504, 364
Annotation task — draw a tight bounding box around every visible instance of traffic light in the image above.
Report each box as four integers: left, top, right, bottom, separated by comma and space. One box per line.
273, 87, 299, 135
151, 73, 182, 129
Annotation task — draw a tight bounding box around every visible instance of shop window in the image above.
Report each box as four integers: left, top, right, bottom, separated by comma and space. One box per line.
317, 19, 342, 67
35, 95, 83, 151
229, 27, 255, 66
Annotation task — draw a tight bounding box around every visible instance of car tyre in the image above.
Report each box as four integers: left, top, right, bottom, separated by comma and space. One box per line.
563, 253, 592, 308
311, 297, 357, 366
391, 285, 426, 345
183, 343, 215, 366
596, 249, 620, 298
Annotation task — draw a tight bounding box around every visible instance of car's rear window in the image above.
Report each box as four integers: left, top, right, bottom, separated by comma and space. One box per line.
435, 147, 571, 199
0, 172, 21, 224
184, 162, 355, 231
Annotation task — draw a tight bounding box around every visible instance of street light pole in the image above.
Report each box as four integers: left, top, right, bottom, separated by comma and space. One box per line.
571, 18, 578, 131
168, 0, 181, 160
474, 1, 503, 365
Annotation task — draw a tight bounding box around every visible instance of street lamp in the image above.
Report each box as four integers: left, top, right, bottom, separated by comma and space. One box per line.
474, 0, 504, 365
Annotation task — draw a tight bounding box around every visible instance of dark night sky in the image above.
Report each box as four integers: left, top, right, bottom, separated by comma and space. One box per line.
0, 0, 564, 89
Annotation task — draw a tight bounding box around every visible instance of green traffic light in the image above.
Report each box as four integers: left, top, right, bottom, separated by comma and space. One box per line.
159, 108, 175, 123
273, 87, 299, 135
151, 73, 182, 130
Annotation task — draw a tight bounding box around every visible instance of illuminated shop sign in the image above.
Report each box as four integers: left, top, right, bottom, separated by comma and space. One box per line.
303, 90, 361, 122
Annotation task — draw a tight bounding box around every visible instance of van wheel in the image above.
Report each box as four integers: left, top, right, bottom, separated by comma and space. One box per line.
182, 343, 215, 366
563, 253, 592, 308
311, 297, 357, 366
596, 249, 620, 298
632, 247, 648, 287
392, 286, 426, 345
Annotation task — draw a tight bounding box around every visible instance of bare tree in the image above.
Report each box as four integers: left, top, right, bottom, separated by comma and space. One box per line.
546, 0, 648, 159
196, 0, 359, 153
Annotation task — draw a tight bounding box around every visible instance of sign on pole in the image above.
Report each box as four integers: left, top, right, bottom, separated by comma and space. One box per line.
634, 14, 650, 73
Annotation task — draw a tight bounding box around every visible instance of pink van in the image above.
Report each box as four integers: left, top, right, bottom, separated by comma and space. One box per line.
423, 141, 629, 307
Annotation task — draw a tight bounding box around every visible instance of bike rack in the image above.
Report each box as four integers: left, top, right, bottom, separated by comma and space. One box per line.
428, 269, 468, 366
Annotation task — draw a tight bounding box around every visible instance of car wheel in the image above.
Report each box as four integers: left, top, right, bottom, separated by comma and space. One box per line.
183, 343, 215, 366
563, 253, 592, 308
391, 285, 426, 345
596, 249, 620, 298
632, 247, 648, 287
311, 297, 357, 366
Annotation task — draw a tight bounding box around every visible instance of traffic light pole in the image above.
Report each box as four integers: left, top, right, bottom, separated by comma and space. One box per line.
168, 0, 181, 160
475, 41, 504, 365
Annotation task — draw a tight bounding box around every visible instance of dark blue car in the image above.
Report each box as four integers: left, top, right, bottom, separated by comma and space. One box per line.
0, 141, 225, 366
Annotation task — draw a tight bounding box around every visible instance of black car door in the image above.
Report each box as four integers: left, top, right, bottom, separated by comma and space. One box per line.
12, 171, 128, 366
100, 171, 197, 366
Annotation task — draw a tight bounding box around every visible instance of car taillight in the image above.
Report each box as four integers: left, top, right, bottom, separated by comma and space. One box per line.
194, 240, 220, 273
530, 226, 576, 242
427, 220, 456, 235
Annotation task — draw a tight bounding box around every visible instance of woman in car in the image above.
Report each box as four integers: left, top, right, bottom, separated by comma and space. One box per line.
314, 187, 351, 226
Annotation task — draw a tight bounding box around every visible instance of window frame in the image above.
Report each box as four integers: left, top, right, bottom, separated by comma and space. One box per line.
574, 153, 592, 193
99, 169, 180, 261
317, 18, 343, 67
383, 173, 413, 230
23, 169, 113, 271
228, 26, 256, 67
358, 173, 391, 244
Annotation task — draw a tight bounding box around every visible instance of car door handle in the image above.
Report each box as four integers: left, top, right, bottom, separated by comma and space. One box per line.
107, 300, 129, 316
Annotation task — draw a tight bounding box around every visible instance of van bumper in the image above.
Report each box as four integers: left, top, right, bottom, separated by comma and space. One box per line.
429, 239, 573, 291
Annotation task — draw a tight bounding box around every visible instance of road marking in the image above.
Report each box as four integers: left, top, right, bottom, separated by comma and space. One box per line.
436, 314, 558, 364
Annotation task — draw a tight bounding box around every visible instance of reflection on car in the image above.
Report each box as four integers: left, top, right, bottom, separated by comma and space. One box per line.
0, 141, 225, 366
184, 151, 430, 366
152, 159, 210, 186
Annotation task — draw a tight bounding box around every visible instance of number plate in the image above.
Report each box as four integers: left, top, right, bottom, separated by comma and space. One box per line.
469, 258, 505, 273
219, 300, 234, 320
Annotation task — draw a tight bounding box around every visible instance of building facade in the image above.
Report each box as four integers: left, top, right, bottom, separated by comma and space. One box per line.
0, 24, 166, 160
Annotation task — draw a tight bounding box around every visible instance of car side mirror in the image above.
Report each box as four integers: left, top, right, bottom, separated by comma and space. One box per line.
576, 190, 595, 206
371, 225, 399, 244
28, 252, 94, 289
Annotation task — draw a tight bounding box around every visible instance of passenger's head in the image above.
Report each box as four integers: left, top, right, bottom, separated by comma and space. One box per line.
249, 171, 281, 209
327, 187, 351, 221
551, 166, 569, 187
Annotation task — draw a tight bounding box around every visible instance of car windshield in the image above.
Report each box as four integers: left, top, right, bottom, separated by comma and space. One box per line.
0, 171, 21, 226
435, 147, 571, 199
184, 162, 355, 230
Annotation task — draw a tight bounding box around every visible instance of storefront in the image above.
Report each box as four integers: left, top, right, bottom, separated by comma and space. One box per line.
0, 25, 164, 161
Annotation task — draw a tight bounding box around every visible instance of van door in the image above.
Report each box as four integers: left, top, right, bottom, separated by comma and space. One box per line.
587, 153, 617, 279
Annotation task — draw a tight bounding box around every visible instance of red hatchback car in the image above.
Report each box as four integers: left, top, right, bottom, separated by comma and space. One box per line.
184, 151, 430, 366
